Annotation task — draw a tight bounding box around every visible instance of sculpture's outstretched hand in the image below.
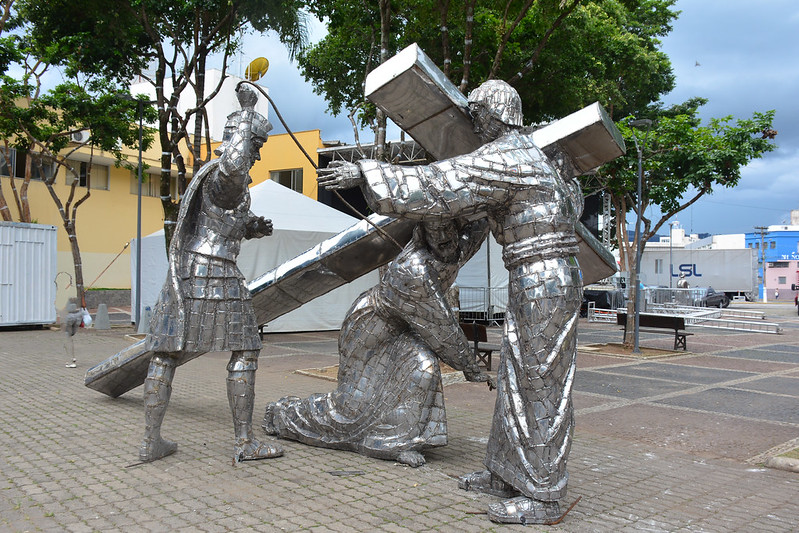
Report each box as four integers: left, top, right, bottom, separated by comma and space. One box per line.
317, 161, 363, 190
245, 216, 273, 239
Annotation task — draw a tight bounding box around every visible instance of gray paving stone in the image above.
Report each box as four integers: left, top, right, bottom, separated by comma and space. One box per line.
729, 375, 799, 396
2, 315, 799, 532
595, 361, 755, 384
656, 387, 799, 424
718, 348, 799, 363
575, 370, 689, 398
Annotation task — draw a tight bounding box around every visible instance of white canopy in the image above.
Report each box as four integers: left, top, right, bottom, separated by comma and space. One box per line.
131, 179, 378, 332
455, 233, 509, 315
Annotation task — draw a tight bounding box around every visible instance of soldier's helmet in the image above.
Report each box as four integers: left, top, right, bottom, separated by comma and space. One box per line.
221, 85, 273, 142
467, 80, 523, 127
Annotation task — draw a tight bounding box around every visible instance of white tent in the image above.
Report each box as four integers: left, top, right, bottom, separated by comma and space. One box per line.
131, 179, 379, 332
455, 234, 508, 316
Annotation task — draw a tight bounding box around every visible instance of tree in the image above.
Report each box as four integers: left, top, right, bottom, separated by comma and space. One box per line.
298, 0, 678, 136
0, 1, 157, 306
21, 0, 310, 246
585, 99, 777, 345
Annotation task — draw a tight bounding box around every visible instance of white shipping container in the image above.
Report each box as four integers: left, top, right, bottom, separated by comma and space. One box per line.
639, 248, 757, 297
0, 222, 58, 326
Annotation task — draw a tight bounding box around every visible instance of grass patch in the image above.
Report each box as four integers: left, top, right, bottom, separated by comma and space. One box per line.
778, 448, 799, 460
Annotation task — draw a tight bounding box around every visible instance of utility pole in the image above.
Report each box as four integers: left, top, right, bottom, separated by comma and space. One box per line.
754, 225, 768, 301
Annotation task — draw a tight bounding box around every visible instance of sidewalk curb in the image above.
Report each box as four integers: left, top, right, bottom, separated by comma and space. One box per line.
765, 456, 799, 473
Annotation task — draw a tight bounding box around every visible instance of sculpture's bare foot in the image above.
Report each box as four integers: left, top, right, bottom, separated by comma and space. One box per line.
261, 402, 279, 435
487, 496, 561, 525
235, 438, 283, 462
139, 437, 177, 462
463, 366, 488, 382
397, 450, 426, 467
458, 470, 519, 498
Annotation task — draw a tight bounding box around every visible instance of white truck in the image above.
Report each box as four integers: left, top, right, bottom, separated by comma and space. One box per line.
638, 248, 757, 300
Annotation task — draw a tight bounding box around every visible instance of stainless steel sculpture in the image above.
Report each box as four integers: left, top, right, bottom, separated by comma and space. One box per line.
83, 214, 415, 398
318, 79, 583, 524
139, 85, 282, 463
263, 219, 489, 466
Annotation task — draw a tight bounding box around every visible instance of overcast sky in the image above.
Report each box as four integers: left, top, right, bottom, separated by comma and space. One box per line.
223, 1, 799, 236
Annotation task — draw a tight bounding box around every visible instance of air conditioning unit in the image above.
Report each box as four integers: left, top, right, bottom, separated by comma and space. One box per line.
70, 130, 90, 143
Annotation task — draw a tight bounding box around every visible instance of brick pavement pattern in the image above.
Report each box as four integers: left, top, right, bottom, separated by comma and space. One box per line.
1, 303, 798, 532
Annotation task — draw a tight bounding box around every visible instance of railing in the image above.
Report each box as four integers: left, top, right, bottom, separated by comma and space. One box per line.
644, 304, 779, 333
586, 302, 618, 322
648, 304, 766, 321
458, 286, 508, 323
682, 315, 781, 334
645, 287, 708, 308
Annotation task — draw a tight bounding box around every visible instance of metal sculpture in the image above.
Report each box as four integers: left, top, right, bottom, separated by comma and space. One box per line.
263, 219, 490, 466
139, 85, 282, 463
318, 79, 582, 524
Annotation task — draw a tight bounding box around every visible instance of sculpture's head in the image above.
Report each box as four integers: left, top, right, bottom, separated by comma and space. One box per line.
215, 85, 273, 169
467, 80, 523, 142
420, 219, 460, 263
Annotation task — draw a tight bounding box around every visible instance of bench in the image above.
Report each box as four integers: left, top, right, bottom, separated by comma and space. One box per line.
616, 312, 693, 350
460, 322, 501, 370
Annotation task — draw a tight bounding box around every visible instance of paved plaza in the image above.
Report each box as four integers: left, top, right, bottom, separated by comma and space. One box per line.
1, 303, 798, 532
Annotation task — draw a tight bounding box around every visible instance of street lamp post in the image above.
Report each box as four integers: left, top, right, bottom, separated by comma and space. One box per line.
629, 119, 652, 355
133, 98, 156, 330
669, 221, 676, 289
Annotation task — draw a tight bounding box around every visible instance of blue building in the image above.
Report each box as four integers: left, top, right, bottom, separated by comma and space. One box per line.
744, 223, 799, 301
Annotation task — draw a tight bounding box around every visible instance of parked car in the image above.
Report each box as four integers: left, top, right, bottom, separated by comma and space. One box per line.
698, 287, 730, 308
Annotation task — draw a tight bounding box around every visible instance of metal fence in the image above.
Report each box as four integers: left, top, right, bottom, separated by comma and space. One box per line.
645, 287, 708, 308
458, 286, 508, 323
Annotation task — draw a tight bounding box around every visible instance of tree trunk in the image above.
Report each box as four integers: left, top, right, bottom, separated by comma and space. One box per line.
65, 220, 86, 308
623, 265, 638, 348
611, 194, 637, 347
192, 53, 207, 177
374, 0, 392, 158
459, 0, 476, 92
438, 0, 451, 77
0, 179, 11, 221
42, 164, 88, 308
19, 152, 32, 222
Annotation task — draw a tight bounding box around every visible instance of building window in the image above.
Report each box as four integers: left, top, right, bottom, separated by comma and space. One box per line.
132, 172, 179, 200
0, 148, 12, 177
131, 172, 160, 197
654, 258, 663, 274
1, 148, 55, 180
770, 241, 776, 249
778, 276, 787, 285
65, 160, 109, 190
768, 262, 789, 268
270, 168, 303, 193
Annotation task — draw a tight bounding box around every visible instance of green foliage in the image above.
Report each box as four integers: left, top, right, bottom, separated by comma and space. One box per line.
599, 102, 777, 221
0, 76, 156, 162
297, 0, 678, 127
16, 0, 152, 81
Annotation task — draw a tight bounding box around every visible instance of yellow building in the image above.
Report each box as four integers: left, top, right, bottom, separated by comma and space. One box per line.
0, 129, 326, 309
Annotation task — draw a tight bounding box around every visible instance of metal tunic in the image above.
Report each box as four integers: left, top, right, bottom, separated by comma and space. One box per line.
147, 164, 261, 354
355, 129, 582, 501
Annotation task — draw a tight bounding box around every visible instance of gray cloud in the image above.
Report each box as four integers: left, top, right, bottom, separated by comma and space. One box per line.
230, 1, 798, 234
